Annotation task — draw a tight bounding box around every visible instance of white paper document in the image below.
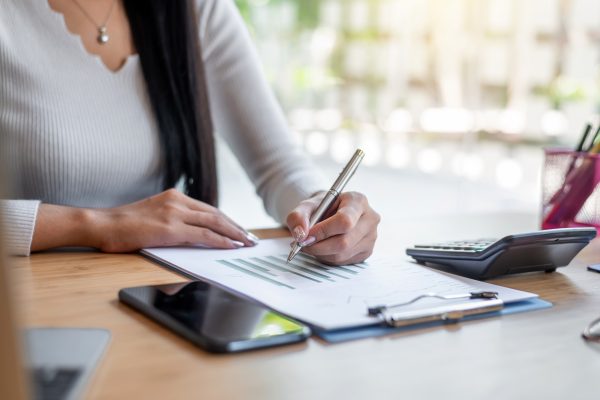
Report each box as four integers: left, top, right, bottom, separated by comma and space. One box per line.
142, 238, 537, 330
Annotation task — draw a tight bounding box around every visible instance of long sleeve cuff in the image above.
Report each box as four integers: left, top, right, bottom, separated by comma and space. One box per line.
0, 200, 41, 256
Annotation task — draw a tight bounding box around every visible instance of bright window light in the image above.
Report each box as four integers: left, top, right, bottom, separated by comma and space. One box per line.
498, 109, 526, 135
385, 143, 410, 168
330, 131, 355, 163
477, 109, 504, 132
496, 158, 523, 188
452, 153, 484, 180
451, 152, 466, 176
316, 108, 343, 131
358, 130, 382, 166
463, 154, 484, 180
541, 110, 568, 136
310, 27, 337, 59
305, 131, 328, 156
417, 148, 443, 173
383, 108, 413, 134
289, 109, 315, 131
420, 108, 475, 133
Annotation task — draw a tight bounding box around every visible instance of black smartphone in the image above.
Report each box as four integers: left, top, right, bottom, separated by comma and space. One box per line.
119, 281, 310, 353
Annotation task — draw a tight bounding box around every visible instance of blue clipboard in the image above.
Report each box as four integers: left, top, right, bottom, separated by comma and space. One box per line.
313, 298, 552, 343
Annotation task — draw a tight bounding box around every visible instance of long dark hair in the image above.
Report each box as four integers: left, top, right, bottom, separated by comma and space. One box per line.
123, 0, 218, 205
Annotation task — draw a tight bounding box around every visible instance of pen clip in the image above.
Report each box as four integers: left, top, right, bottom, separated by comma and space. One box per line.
367, 291, 500, 316
378, 297, 504, 327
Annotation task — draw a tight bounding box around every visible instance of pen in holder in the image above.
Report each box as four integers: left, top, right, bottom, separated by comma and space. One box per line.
542, 148, 600, 229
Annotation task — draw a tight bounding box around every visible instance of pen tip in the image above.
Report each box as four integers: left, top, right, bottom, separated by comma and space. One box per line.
287, 244, 300, 263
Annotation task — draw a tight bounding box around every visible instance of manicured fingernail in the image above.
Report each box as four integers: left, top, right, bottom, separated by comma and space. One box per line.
232, 240, 245, 248
293, 226, 306, 241
299, 236, 316, 247
245, 232, 260, 245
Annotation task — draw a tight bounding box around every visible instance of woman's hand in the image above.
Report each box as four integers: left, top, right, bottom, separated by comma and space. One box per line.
286, 191, 380, 265
32, 189, 258, 253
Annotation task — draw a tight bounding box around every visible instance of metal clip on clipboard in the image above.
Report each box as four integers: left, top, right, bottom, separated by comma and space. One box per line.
367, 291, 504, 328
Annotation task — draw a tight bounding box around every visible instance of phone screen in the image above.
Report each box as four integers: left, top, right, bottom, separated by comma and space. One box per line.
119, 281, 309, 352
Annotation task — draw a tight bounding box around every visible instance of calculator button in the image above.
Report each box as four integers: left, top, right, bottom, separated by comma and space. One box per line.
412, 238, 496, 252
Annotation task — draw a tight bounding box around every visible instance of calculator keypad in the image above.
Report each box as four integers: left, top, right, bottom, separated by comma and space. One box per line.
413, 239, 496, 252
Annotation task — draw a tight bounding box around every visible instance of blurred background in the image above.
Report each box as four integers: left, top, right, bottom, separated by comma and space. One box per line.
219, 0, 600, 229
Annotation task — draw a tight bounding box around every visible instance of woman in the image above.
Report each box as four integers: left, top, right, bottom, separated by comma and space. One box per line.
0, 0, 379, 265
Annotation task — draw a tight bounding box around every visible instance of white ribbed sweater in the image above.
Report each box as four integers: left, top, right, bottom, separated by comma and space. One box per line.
0, 0, 324, 255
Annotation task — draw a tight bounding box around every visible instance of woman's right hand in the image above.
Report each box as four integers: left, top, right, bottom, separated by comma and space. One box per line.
31, 189, 258, 253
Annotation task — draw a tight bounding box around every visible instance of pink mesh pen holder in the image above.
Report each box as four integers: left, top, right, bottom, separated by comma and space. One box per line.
542, 148, 600, 230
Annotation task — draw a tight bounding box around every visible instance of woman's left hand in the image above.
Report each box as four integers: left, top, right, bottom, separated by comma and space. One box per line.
286, 191, 380, 265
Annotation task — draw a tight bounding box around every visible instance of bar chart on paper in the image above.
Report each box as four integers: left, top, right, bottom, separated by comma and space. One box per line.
216, 253, 367, 290
142, 238, 538, 330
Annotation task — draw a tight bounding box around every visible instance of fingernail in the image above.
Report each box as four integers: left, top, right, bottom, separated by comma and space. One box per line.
293, 226, 306, 241
232, 240, 245, 248
245, 232, 260, 245
299, 236, 316, 247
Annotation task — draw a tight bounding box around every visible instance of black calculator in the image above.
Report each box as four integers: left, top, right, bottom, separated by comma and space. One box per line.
406, 227, 597, 279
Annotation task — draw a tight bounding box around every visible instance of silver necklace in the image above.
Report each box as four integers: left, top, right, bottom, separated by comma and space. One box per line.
70, 0, 118, 45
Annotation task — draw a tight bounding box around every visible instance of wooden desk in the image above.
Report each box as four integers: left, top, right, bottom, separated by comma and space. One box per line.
10, 217, 600, 399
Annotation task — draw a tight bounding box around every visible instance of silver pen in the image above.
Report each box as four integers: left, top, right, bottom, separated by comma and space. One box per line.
287, 149, 365, 263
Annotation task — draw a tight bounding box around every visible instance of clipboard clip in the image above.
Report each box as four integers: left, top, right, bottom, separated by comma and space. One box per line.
367, 291, 504, 328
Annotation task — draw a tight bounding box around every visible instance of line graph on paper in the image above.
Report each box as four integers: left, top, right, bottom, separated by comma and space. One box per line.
343, 265, 479, 308
216, 252, 368, 290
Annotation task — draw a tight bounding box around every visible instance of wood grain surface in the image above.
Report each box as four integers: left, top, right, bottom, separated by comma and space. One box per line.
9, 223, 600, 400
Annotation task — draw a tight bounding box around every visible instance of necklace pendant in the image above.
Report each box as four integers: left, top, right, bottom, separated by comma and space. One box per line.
97, 27, 109, 44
